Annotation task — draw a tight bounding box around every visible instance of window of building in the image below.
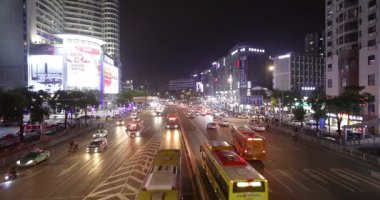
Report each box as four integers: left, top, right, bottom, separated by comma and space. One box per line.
368, 74, 375, 86
368, 55, 375, 65
328, 79, 333, 88
368, 0, 376, 8
327, 51, 332, 57
368, 13, 376, 21
327, 64, 332, 71
368, 26, 376, 34
368, 39, 376, 47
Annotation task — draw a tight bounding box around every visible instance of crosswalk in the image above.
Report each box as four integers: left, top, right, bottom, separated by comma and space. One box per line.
264, 168, 380, 194
83, 134, 162, 200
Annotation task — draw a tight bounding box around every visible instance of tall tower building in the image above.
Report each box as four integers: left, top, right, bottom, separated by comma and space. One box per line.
325, 0, 380, 117
102, 0, 120, 61
325, 0, 360, 97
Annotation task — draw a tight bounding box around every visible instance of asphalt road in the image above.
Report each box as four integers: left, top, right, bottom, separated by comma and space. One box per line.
0, 108, 195, 200
177, 107, 380, 200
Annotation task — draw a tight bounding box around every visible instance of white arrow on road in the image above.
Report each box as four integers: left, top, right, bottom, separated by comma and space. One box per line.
58, 162, 79, 176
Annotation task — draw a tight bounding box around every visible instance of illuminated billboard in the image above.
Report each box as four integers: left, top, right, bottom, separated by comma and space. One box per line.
196, 82, 204, 93
28, 55, 64, 92
57, 34, 105, 91
104, 63, 119, 94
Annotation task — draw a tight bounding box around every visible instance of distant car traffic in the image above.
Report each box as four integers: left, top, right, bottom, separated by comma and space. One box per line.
237, 114, 249, 119
93, 129, 108, 138
87, 138, 108, 153
116, 120, 124, 126
219, 120, 230, 127
207, 122, 217, 129
250, 124, 266, 132
17, 149, 50, 167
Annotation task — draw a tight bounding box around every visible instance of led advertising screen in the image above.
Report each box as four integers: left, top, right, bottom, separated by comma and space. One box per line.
104, 63, 119, 94
66, 44, 102, 90
28, 55, 64, 92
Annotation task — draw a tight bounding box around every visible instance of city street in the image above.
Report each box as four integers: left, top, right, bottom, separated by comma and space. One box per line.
0, 109, 195, 200
177, 107, 380, 200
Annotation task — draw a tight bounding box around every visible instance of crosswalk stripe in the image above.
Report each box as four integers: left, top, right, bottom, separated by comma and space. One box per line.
290, 168, 329, 192
277, 170, 310, 191
338, 169, 380, 190
308, 169, 356, 192
264, 168, 293, 193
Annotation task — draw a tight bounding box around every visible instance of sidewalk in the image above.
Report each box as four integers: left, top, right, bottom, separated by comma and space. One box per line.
269, 124, 380, 167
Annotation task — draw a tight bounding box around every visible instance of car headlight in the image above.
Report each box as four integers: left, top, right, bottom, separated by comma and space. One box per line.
136, 131, 140, 136
174, 125, 178, 128
27, 160, 33, 165
17, 160, 20, 165
93, 135, 96, 137
86, 148, 89, 152
167, 125, 170, 128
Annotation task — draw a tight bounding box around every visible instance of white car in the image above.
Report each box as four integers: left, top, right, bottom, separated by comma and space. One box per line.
93, 129, 108, 138
237, 114, 249, 119
207, 122, 218, 129
250, 125, 266, 132
219, 120, 230, 127
116, 120, 125, 126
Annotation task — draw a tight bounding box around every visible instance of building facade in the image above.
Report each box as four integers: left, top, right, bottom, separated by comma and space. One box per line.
168, 79, 195, 91
0, 0, 27, 90
305, 31, 325, 57
0, 0, 121, 90
325, 0, 379, 117
272, 53, 325, 96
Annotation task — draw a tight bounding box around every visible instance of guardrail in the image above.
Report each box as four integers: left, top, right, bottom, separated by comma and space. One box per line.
176, 108, 206, 200
270, 124, 380, 167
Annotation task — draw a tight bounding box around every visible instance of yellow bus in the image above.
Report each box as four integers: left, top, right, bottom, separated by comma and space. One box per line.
231, 126, 266, 160
138, 149, 181, 200
200, 142, 268, 200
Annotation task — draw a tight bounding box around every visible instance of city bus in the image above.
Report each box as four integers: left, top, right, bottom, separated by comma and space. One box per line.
231, 126, 266, 160
200, 140, 235, 152
138, 149, 181, 200
200, 143, 268, 200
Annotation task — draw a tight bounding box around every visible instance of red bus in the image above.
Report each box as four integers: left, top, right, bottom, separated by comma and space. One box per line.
166, 113, 179, 129
231, 126, 266, 160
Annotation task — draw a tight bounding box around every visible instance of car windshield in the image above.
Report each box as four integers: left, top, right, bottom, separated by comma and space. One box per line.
89, 141, 101, 147
24, 152, 39, 159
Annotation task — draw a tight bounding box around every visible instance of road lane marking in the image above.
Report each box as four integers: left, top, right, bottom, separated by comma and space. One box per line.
303, 169, 328, 184
263, 168, 293, 193
307, 169, 356, 192
278, 170, 310, 191
330, 169, 359, 183
340, 168, 380, 190
290, 168, 329, 192
58, 162, 80, 176
87, 160, 105, 175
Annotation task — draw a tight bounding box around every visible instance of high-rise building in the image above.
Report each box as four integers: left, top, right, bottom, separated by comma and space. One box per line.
305, 31, 325, 57
0, 0, 27, 89
272, 53, 325, 96
0, 0, 121, 90
325, 0, 379, 117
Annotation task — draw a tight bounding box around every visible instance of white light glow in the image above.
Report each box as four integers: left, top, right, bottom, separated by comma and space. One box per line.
278, 54, 291, 59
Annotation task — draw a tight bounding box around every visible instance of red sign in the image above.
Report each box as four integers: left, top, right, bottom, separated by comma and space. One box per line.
75, 46, 101, 55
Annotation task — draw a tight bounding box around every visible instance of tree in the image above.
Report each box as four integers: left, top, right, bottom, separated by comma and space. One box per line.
307, 90, 327, 132
116, 90, 133, 106
50, 90, 76, 128
293, 106, 306, 128
326, 86, 374, 137
76, 90, 99, 125
29, 90, 50, 123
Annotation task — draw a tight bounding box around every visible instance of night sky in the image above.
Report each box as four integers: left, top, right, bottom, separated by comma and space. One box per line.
119, 0, 325, 90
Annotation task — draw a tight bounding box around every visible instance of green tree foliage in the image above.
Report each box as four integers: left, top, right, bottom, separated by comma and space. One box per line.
326, 86, 374, 137
307, 90, 327, 132
293, 106, 306, 127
